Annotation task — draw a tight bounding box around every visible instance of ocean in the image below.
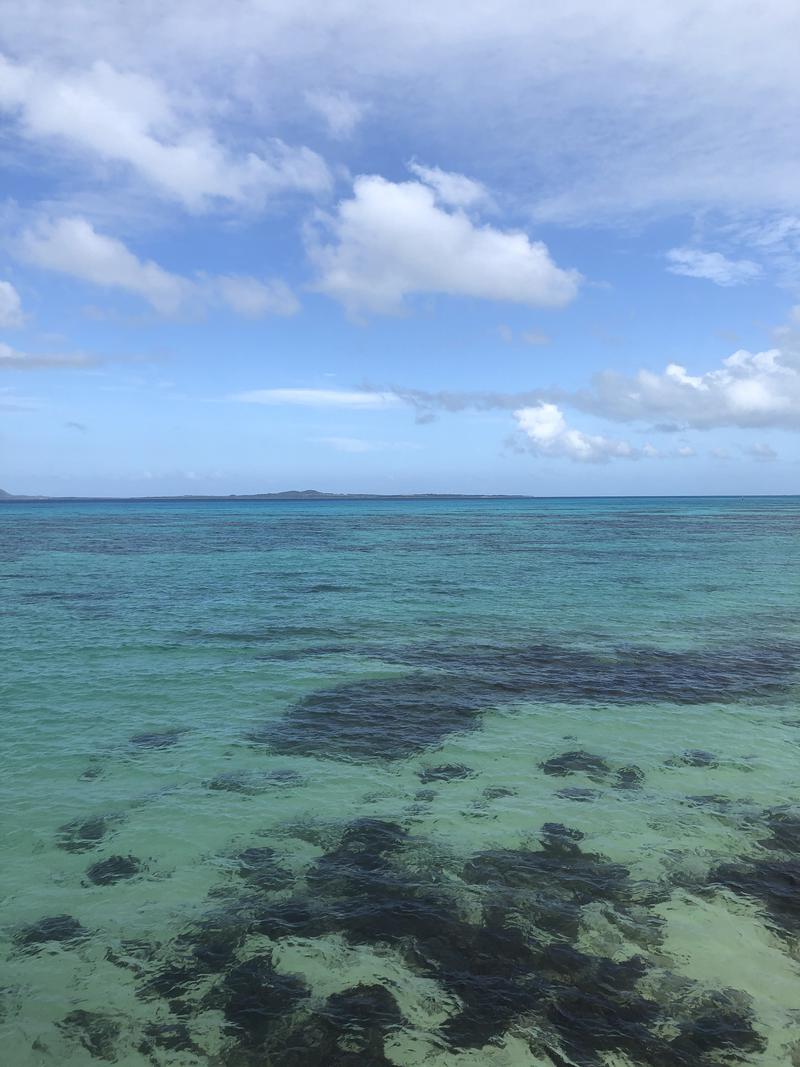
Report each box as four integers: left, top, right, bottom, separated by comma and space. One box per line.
1, 497, 799, 1066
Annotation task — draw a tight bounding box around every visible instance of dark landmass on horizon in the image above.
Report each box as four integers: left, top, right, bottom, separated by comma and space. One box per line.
1, 488, 794, 503
0, 488, 531, 502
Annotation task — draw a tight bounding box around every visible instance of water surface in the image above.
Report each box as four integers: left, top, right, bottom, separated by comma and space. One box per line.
2, 498, 799, 1065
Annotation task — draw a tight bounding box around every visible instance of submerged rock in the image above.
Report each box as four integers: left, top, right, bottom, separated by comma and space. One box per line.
58, 1010, 120, 1061
85, 854, 141, 886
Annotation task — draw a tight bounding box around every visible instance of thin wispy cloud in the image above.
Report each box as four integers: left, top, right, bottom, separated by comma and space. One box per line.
306, 90, 365, 139
666, 248, 763, 287
231, 388, 401, 409
0, 341, 100, 369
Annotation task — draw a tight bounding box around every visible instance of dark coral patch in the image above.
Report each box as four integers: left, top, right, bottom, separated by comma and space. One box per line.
381, 638, 800, 705
540, 750, 610, 777
219, 954, 309, 1052
127, 812, 767, 1065
711, 857, 800, 938
58, 1010, 120, 1061
85, 854, 141, 886
138, 1021, 201, 1055
250, 674, 490, 760
14, 915, 87, 951
555, 787, 601, 802
483, 786, 517, 800
761, 808, 800, 853
670, 993, 766, 1064
418, 763, 475, 783
667, 749, 719, 768
235, 846, 293, 891
57, 815, 119, 853
614, 764, 645, 789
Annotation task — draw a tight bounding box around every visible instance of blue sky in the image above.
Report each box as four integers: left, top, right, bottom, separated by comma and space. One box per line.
1, 2, 799, 495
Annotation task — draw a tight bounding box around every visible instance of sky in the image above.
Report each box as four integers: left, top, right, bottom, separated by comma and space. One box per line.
1, 1, 800, 496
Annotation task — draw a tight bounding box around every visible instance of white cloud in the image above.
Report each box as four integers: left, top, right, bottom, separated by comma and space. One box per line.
307, 174, 580, 316
0, 281, 24, 326
1, 5, 799, 226
306, 90, 364, 139
232, 388, 400, 409
0, 56, 331, 212
18, 216, 298, 318
666, 248, 763, 286
576, 347, 800, 430
513, 402, 637, 463
407, 162, 491, 209
20, 216, 188, 314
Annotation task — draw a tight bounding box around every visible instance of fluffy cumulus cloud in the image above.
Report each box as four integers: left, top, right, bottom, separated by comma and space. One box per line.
308, 173, 580, 316
232, 388, 400, 409
0, 281, 24, 326
513, 403, 637, 463
666, 248, 763, 286
575, 348, 800, 430
395, 340, 800, 433
18, 216, 298, 318
0, 56, 330, 212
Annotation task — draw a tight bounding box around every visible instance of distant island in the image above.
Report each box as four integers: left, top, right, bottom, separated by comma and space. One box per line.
0, 488, 529, 502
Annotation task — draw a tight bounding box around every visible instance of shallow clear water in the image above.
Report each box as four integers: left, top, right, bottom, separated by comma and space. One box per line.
1, 497, 799, 1066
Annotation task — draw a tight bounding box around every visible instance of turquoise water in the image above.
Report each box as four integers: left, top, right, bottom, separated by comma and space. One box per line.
1, 497, 800, 1066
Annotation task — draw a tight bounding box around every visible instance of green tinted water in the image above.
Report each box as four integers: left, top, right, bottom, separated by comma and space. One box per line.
1, 499, 799, 1065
